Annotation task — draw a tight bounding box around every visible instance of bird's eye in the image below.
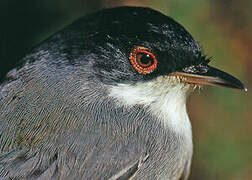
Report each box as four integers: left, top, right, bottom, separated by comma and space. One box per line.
129, 46, 157, 74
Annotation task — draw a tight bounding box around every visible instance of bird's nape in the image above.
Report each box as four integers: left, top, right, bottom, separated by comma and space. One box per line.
0, 6, 247, 180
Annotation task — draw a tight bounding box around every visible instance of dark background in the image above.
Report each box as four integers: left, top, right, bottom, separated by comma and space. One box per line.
0, 0, 251, 179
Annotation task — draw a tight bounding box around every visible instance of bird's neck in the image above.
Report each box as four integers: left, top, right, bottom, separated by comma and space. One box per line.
109, 79, 192, 139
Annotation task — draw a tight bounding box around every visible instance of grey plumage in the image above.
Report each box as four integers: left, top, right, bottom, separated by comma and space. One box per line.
1, 6, 245, 180
0, 56, 191, 179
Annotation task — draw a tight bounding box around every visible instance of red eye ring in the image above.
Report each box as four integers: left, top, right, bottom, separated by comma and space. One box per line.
129, 46, 158, 74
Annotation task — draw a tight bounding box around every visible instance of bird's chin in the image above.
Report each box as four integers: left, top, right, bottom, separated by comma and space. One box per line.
164, 73, 203, 92
157, 75, 201, 92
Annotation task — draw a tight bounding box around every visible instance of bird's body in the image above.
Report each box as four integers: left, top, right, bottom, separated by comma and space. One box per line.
0, 71, 192, 179
0, 6, 246, 180
0, 44, 192, 180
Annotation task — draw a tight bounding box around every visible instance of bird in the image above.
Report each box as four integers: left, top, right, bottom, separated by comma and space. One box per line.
0, 6, 247, 180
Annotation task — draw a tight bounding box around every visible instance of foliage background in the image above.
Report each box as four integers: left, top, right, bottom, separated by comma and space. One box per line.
0, 0, 251, 179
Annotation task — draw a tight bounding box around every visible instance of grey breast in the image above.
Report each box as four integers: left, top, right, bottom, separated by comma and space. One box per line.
0, 58, 191, 180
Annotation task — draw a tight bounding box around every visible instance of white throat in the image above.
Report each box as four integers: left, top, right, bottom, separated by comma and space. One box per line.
109, 76, 192, 137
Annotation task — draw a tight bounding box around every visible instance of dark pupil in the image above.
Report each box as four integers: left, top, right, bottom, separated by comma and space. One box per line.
137, 53, 153, 67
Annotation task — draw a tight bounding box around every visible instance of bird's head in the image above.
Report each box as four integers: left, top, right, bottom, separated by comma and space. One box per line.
66, 6, 246, 107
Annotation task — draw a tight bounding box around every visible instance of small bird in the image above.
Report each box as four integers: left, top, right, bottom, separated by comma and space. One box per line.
0, 6, 247, 180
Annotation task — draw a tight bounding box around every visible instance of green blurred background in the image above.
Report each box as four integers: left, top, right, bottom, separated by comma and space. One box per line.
0, 0, 251, 179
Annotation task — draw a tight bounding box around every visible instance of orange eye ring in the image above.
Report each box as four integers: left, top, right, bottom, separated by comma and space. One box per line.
129, 46, 158, 74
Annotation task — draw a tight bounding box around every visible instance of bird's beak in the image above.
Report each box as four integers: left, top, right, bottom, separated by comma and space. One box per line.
169, 66, 247, 91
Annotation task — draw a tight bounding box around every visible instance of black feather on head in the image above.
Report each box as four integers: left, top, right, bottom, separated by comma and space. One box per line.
32, 7, 210, 85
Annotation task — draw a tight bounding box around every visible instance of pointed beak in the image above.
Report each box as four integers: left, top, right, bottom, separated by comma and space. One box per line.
170, 66, 247, 91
